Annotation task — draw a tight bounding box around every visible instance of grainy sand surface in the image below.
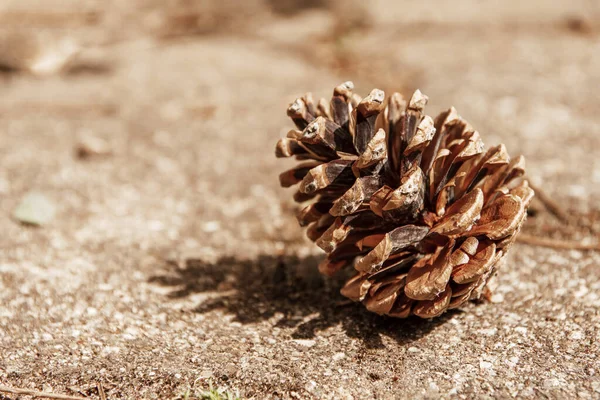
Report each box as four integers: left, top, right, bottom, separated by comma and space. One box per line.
0, 1, 599, 398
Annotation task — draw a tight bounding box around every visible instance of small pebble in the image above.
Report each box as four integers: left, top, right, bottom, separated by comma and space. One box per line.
76, 135, 111, 159
200, 368, 213, 379
293, 339, 316, 348
202, 221, 220, 233
480, 361, 493, 370
13, 192, 56, 226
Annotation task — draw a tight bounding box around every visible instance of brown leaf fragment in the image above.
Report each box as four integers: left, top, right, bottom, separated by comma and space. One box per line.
452, 241, 496, 284
405, 241, 454, 300
299, 159, 354, 194
350, 89, 385, 154
330, 176, 381, 217
340, 273, 371, 301
279, 162, 321, 187
412, 285, 452, 318
469, 194, 525, 240
355, 225, 430, 273
430, 188, 484, 236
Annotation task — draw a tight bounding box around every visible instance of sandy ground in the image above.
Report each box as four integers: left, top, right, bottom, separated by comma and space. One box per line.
0, 1, 599, 399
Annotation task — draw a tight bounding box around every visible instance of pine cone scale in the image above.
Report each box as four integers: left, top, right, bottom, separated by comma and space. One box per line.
413, 285, 453, 319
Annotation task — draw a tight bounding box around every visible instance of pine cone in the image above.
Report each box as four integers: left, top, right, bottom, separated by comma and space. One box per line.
275, 82, 533, 319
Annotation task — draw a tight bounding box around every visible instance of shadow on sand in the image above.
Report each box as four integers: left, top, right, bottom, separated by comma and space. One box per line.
149, 253, 460, 349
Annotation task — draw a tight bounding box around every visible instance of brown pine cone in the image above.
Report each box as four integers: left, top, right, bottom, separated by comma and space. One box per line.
275, 82, 533, 319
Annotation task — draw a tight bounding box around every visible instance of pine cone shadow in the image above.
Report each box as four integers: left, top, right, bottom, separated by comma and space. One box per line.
148, 253, 459, 348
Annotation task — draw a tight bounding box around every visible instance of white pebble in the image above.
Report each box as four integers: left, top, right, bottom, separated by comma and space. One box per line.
480, 361, 493, 370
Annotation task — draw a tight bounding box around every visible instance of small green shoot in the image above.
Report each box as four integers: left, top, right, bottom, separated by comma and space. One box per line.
174, 382, 240, 400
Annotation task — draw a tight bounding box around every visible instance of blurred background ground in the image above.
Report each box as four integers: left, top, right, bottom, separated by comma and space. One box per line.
0, 0, 599, 399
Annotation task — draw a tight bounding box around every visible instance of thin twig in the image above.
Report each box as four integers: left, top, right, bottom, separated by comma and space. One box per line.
97, 383, 107, 400
517, 233, 600, 251
528, 182, 571, 224
0, 385, 87, 400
